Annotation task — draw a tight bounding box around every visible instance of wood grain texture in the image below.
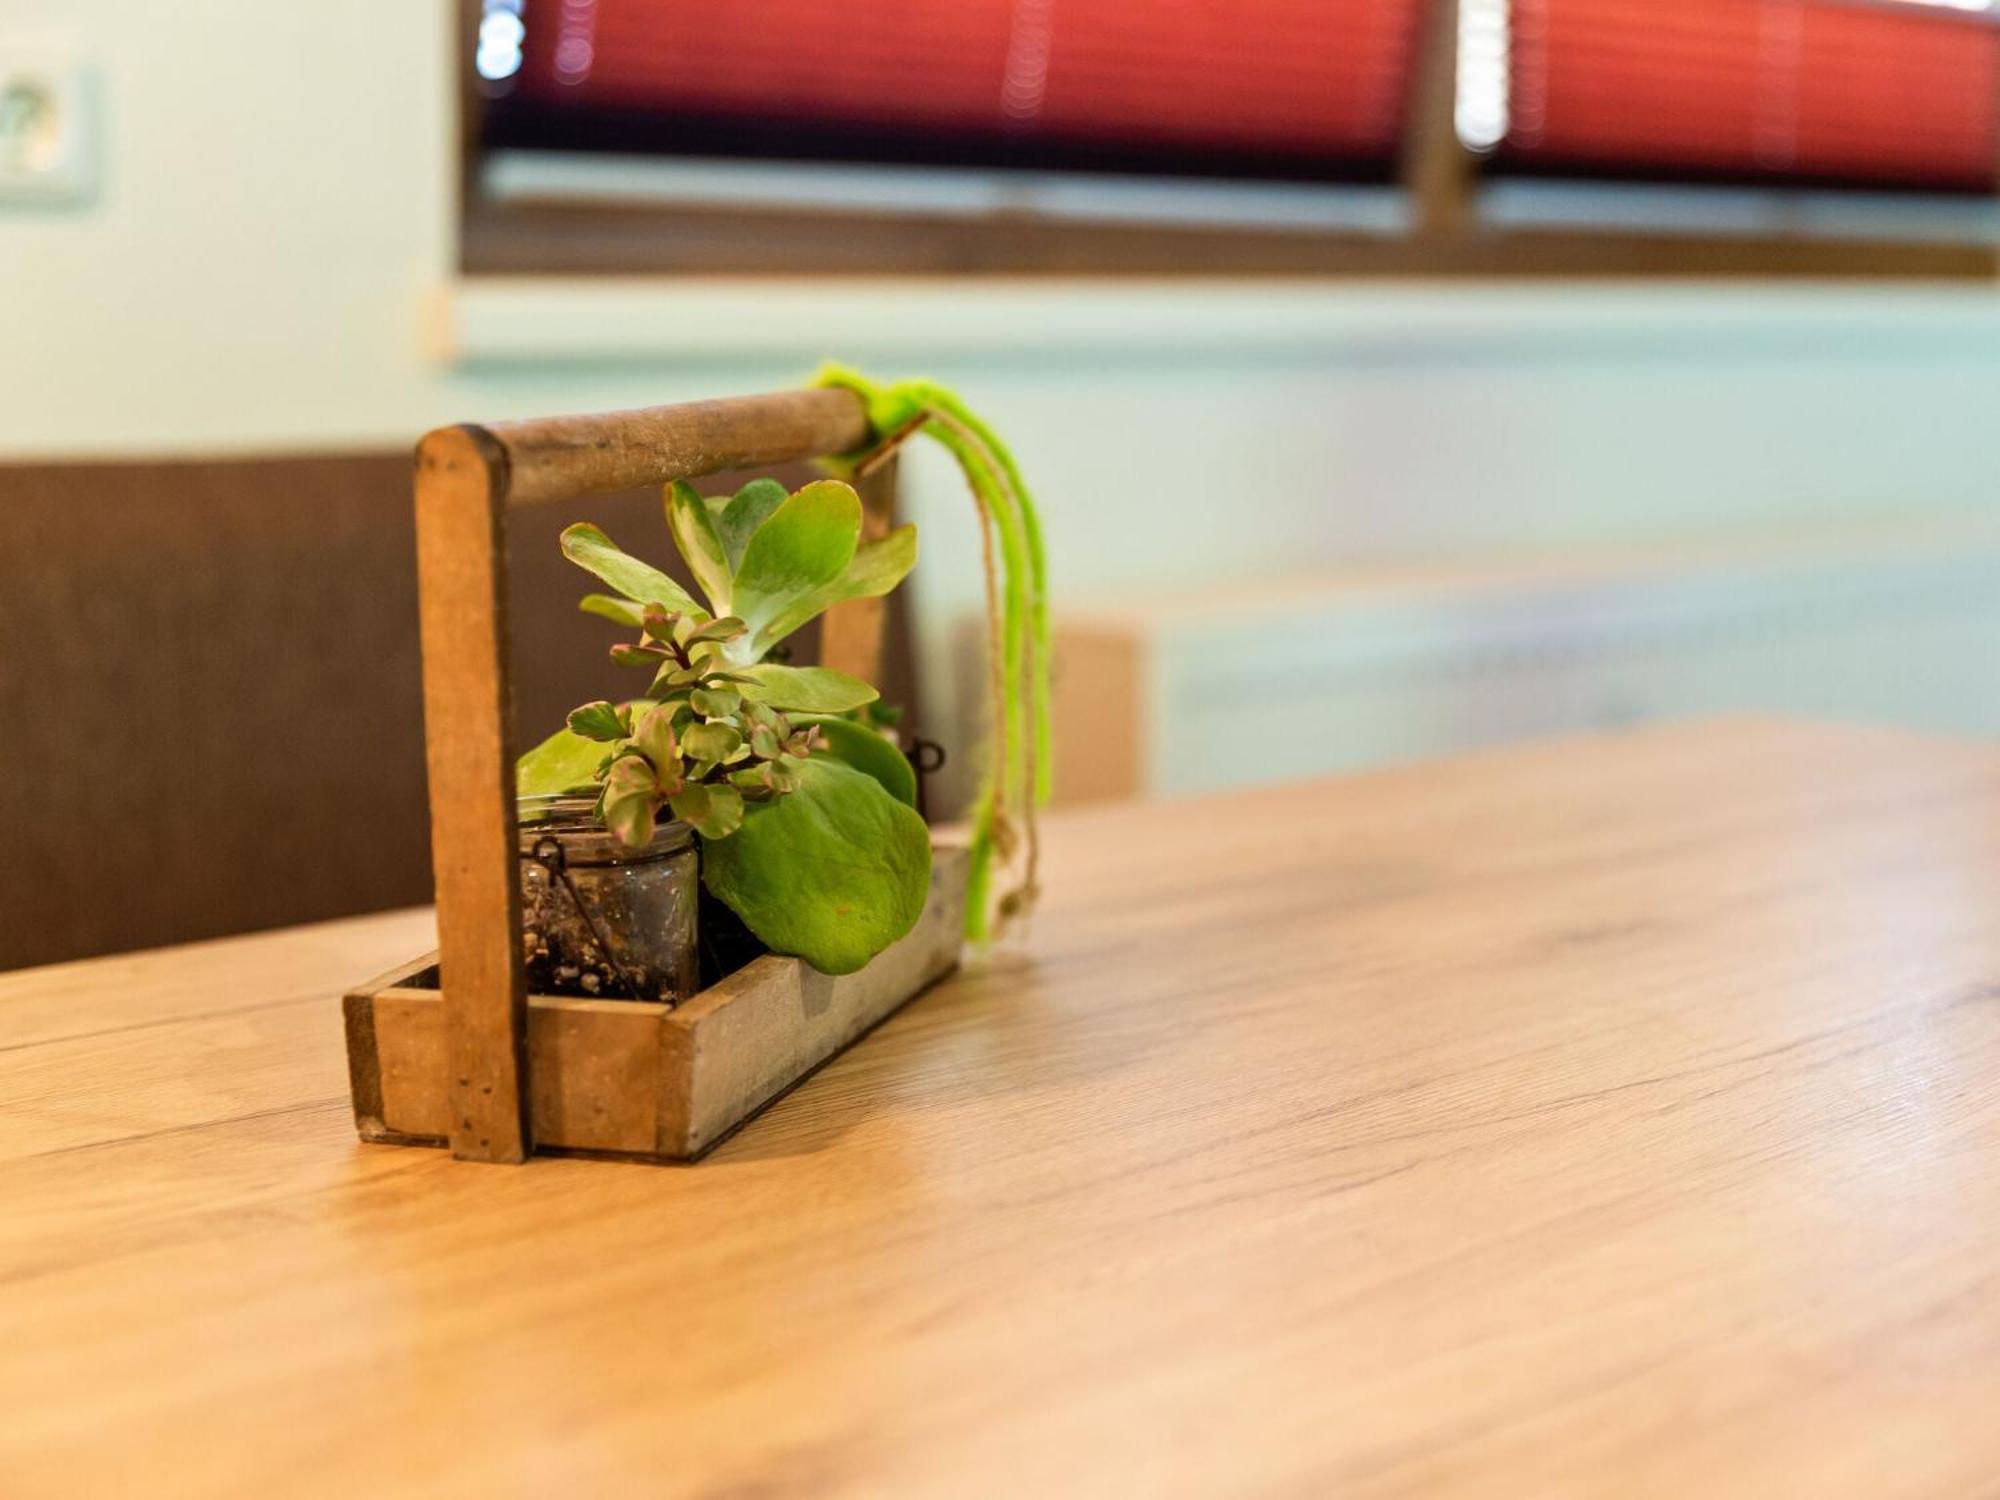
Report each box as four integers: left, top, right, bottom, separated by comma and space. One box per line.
4, 720, 2000, 1498
413, 426, 529, 1163
488, 388, 871, 507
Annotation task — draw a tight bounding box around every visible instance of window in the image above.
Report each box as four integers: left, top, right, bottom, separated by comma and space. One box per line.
461, 0, 2000, 278
481, 0, 1426, 183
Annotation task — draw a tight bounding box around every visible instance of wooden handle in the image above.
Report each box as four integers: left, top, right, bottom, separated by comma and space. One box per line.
414, 425, 529, 1163
412, 389, 884, 1162
486, 388, 872, 507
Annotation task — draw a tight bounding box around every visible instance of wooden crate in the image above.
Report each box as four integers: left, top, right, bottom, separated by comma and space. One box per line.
345, 387, 955, 1164
346, 842, 965, 1161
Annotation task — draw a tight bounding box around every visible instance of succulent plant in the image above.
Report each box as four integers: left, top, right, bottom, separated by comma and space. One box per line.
517, 476, 928, 975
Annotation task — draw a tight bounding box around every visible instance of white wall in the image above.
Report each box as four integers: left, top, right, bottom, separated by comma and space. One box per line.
0, 0, 458, 456
7, 0, 2000, 794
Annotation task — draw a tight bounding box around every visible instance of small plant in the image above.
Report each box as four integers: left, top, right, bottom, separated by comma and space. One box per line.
518, 477, 930, 975
519, 370, 1050, 980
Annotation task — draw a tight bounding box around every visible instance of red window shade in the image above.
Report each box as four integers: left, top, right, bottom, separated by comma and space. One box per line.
1500, 0, 2000, 190
498, 0, 1424, 174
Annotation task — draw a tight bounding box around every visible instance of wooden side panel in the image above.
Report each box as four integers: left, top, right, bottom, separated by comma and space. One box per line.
371, 989, 452, 1142
817, 454, 898, 683
659, 843, 969, 1158
341, 992, 389, 1139
367, 992, 666, 1153
414, 426, 530, 1163
526, 999, 669, 1154
343, 953, 439, 1143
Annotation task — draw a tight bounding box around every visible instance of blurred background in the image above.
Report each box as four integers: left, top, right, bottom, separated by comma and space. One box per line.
5, 0, 2000, 969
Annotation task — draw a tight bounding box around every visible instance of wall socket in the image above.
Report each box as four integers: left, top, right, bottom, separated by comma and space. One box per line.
0, 49, 95, 206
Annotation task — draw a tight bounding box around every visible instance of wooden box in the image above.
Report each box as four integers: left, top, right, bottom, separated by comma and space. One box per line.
346, 842, 965, 1161
344, 388, 956, 1164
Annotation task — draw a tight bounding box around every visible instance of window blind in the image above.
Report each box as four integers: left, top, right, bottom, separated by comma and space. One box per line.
487, 0, 1426, 179
1497, 0, 2000, 190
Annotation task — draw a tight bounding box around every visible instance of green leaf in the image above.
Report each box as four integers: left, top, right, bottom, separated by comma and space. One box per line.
600, 756, 662, 848
752, 523, 919, 654
579, 593, 645, 627
735, 664, 879, 714
729, 758, 799, 796
564, 700, 628, 743
669, 781, 744, 840
686, 615, 748, 645
611, 643, 667, 669
714, 479, 789, 573
516, 724, 612, 798
797, 715, 918, 808
729, 481, 862, 653
838, 524, 919, 605
665, 480, 734, 614
690, 684, 742, 718
701, 757, 931, 976
682, 721, 743, 764
559, 523, 703, 615
630, 702, 680, 768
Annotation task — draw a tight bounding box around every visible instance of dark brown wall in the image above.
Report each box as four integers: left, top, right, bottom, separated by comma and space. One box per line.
0, 452, 911, 972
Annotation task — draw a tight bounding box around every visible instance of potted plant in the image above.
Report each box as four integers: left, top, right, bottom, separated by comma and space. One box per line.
513, 476, 932, 986
511, 367, 1055, 998
345, 372, 1054, 1161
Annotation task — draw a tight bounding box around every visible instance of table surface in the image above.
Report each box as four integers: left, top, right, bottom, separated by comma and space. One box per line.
5, 720, 1999, 1498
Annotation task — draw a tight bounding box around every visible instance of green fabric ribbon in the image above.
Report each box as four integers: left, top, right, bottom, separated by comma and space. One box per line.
812, 364, 1052, 942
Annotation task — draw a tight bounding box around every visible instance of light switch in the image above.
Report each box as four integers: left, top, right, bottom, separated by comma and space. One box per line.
0, 50, 95, 206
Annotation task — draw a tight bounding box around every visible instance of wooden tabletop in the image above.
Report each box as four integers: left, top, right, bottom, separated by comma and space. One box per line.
5, 719, 1999, 1498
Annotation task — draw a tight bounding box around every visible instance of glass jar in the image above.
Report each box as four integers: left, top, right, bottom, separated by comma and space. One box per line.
517, 796, 700, 1005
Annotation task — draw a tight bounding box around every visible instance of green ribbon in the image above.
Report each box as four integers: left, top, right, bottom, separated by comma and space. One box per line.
813, 364, 1052, 942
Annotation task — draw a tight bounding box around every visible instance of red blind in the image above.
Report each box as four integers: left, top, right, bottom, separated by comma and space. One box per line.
1501, 0, 2000, 190
500, 0, 1424, 172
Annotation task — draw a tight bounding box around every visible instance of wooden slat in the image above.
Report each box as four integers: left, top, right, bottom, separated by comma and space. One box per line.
462, 198, 2000, 279
487, 388, 872, 506
412, 426, 529, 1164
8, 722, 2000, 1496
815, 452, 899, 683
353, 984, 675, 1153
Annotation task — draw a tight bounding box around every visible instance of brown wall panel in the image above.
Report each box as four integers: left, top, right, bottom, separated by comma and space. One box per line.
0, 452, 914, 971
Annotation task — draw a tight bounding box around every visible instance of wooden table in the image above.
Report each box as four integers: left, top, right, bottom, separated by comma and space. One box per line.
5, 720, 1998, 1498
